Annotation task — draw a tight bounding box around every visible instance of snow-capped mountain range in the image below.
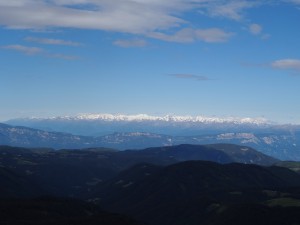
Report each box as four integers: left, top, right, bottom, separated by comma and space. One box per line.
5, 113, 276, 137
21, 113, 270, 125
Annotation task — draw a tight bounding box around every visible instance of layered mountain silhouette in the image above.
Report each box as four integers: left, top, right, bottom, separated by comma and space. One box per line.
0, 144, 278, 197
0, 144, 279, 197
1, 122, 299, 160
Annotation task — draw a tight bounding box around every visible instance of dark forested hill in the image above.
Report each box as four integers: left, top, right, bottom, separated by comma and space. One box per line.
92, 161, 300, 225
0, 144, 300, 225
0, 166, 45, 198
0, 144, 278, 197
0, 197, 145, 225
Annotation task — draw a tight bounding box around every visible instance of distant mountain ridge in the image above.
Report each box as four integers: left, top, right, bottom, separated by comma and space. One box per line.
0, 122, 299, 160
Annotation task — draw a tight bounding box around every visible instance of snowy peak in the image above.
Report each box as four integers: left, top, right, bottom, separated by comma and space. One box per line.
40, 113, 270, 125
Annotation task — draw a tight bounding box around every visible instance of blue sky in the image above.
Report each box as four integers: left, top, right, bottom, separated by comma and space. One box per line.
0, 0, 300, 124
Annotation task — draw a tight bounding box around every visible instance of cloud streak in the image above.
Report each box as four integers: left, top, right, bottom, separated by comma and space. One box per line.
25, 37, 82, 46
169, 74, 211, 81
271, 59, 300, 71
149, 28, 233, 43
1, 44, 78, 60
286, 0, 300, 5
113, 39, 148, 48
1, 45, 43, 55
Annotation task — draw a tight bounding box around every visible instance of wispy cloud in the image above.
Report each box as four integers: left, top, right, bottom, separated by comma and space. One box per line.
248, 23, 270, 40
1, 44, 78, 60
169, 74, 211, 81
200, 0, 258, 21
113, 39, 148, 48
149, 28, 234, 43
46, 53, 79, 60
1, 45, 43, 55
25, 37, 82, 46
271, 59, 300, 71
285, 0, 300, 5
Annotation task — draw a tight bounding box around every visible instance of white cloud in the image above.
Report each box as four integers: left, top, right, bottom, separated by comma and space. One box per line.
0, 0, 186, 33
271, 59, 300, 70
113, 39, 147, 48
25, 37, 82, 46
1, 45, 43, 55
249, 23, 262, 35
0, 0, 250, 43
5, 1, 299, 45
